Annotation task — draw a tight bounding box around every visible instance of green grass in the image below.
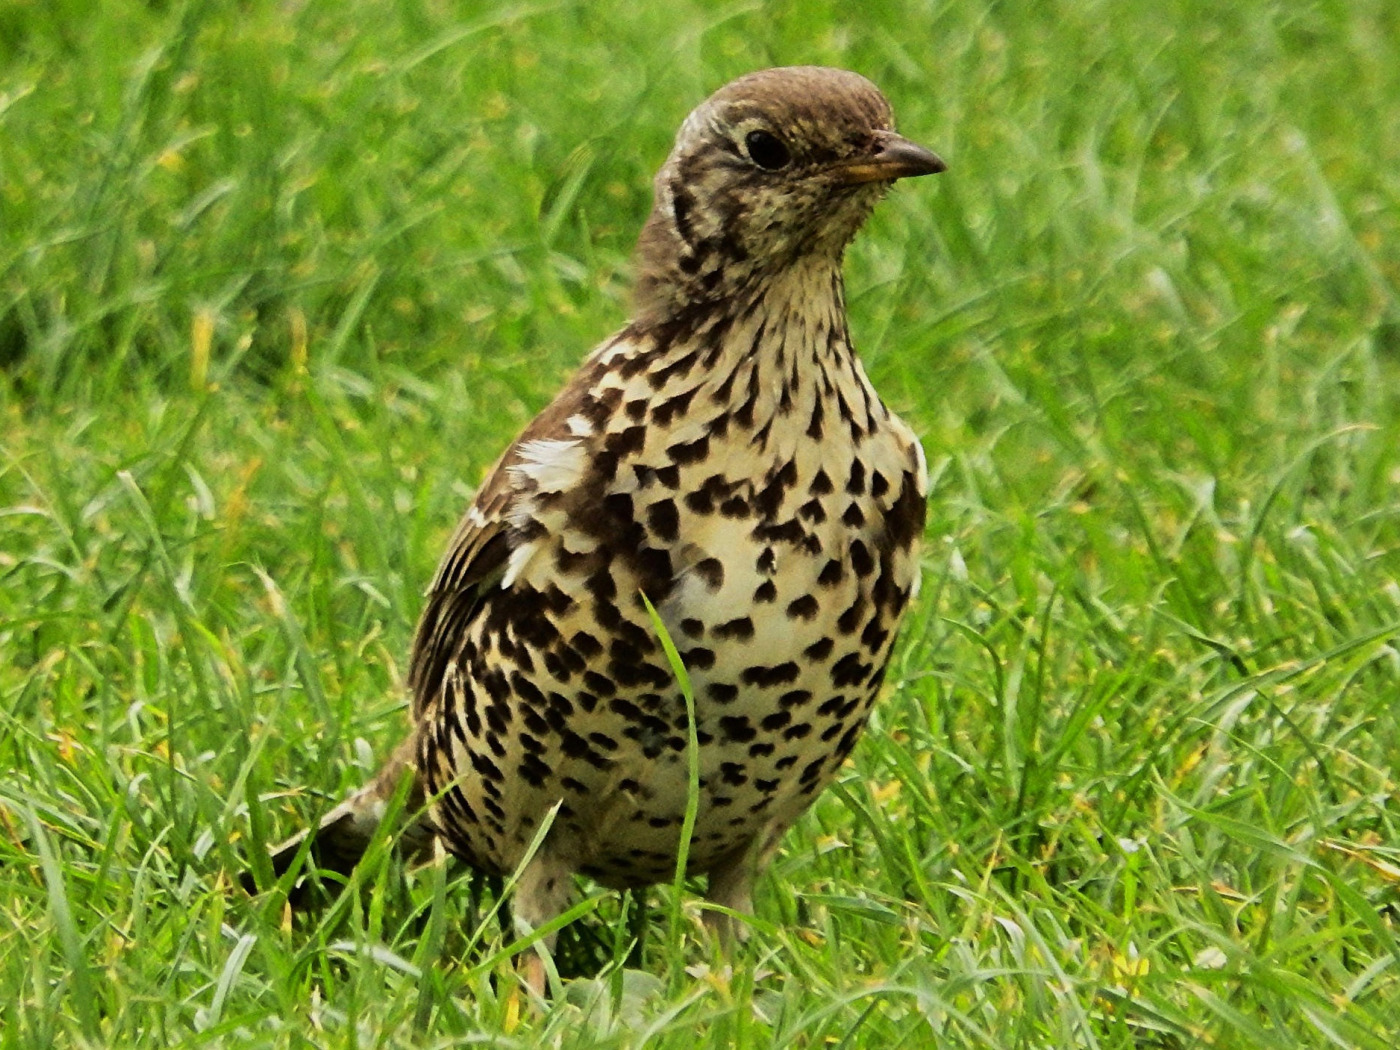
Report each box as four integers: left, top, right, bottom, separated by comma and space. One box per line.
3, 0, 1400, 1045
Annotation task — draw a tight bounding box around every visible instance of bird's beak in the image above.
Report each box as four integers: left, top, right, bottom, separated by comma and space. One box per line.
837, 129, 946, 185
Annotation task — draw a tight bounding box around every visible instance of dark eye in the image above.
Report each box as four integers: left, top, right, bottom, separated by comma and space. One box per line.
744, 129, 791, 170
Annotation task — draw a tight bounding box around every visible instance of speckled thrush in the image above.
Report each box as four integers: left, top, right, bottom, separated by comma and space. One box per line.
255, 65, 944, 990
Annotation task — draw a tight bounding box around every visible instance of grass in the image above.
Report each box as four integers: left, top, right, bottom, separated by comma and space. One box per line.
2, 0, 1400, 1045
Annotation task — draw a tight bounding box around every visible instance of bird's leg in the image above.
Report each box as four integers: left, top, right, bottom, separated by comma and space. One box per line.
702, 845, 758, 949
625, 889, 649, 968
510, 847, 575, 998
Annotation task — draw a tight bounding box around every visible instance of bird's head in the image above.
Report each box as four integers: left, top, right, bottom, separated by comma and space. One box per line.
634, 66, 944, 320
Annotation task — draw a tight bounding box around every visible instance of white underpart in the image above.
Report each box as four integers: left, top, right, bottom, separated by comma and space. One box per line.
560, 532, 599, 556
510, 439, 587, 492
910, 436, 929, 602
912, 436, 929, 498
598, 343, 631, 367
502, 541, 539, 589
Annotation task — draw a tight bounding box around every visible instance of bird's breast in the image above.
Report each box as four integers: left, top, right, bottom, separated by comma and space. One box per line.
424, 321, 927, 885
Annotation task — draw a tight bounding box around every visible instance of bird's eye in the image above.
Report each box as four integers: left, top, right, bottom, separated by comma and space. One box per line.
744, 129, 791, 170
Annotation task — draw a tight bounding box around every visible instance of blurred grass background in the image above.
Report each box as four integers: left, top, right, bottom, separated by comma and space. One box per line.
2, 0, 1399, 1045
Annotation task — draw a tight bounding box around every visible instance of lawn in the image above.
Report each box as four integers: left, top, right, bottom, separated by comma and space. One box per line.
2, 0, 1399, 1045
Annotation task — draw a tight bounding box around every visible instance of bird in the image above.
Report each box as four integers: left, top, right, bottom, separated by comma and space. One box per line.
252, 65, 944, 992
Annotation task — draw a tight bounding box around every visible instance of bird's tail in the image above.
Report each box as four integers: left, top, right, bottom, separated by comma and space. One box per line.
243, 734, 435, 898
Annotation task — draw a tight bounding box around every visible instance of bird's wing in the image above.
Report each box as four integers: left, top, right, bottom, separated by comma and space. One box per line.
405, 457, 515, 715
405, 346, 623, 715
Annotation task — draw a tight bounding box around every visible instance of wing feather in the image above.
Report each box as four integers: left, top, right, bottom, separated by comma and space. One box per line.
405, 344, 624, 716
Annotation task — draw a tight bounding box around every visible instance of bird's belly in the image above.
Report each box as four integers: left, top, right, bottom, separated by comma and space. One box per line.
424, 432, 922, 887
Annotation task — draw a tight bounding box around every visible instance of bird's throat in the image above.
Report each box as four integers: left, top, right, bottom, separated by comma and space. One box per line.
611, 254, 880, 475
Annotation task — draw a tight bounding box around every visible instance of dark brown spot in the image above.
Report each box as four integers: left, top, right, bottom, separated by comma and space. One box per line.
835, 723, 863, 759
786, 595, 819, 621
684, 488, 715, 514
608, 425, 648, 461
554, 544, 591, 574
607, 698, 642, 723
572, 631, 603, 658
752, 417, 774, 450
861, 619, 889, 652
884, 470, 928, 553
681, 646, 716, 670
582, 670, 616, 697
714, 616, 754, 640
694, 558, 724, 590
541, 585, 573, 615
755, 458, 798, 518
707, 682, 739, 703
667, 434, 710, 465
741, 661, 800, 687
831, 653, 872, 686
752, 519, 805, 545
735, 369, 760, 427
646, 498, 680, 542
586, 569, 618, 609
671, 181, 697, 244
649, 349, 700, 390
470, 751, 503, 782
720, 495, 749, 518
512, 673, 547, 712
581, 386, 622, 428
569, 734, 611, 771
482, 669, 510, 704
542, 649, 569, 682
720, 716, 756, 743
838, 596, 866, 634
651, 386, 698, 425
850, 539, 874, 577
711, 369, 737, 404
846, 459, 866, 495
753, 579, 777, 603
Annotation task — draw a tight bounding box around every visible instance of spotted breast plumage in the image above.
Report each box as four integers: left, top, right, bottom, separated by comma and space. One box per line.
254, 65, 944, 987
